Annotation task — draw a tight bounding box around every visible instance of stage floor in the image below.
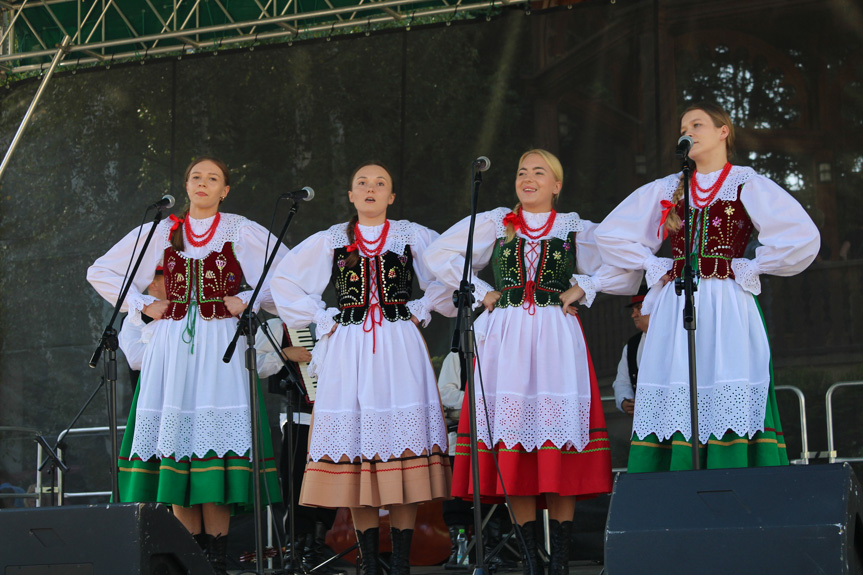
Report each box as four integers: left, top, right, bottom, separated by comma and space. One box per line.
231, 562, 606, 575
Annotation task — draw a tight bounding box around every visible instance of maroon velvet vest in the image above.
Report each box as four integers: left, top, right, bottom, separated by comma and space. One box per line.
162, 243, 244, 320
669, 187, 754, 280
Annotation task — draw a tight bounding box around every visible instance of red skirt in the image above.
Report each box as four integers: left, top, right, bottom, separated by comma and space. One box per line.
451, 348, 612, 505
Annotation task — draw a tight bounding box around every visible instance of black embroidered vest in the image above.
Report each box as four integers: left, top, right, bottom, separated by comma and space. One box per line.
491, 233, 576, 308
331, 247, 414, 324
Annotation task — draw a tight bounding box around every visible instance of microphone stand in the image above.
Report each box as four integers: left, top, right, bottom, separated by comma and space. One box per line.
450, 164, 487, 575
223, 199, 301, 575
258, 318, 311, 574
673, 153, 700, 470
89, 207, 167, 502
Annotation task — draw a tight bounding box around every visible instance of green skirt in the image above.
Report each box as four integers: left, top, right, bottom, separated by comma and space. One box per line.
118, 380, 281, 511
627, 379, 788, 472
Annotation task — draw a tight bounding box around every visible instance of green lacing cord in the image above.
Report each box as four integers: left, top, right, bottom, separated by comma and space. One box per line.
182, 300, 198, 354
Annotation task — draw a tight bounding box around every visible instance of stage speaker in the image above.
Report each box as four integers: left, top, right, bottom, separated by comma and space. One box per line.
604, 463, 863, 575
0, 502, 211, 574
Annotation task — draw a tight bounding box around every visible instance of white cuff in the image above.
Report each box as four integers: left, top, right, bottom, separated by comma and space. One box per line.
407, 299, 432, 327
732, 258, 762, 295
572, 274, 599, 308
645, 256, 673, 288
470, 279, 495, 311
314, 307, 339, 336
127, 292, 157, 326
235, 289, 258, 312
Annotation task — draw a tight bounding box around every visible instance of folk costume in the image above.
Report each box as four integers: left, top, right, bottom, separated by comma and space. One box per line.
87, 213, 284, 509
270, 219, 453, 510
595, 165, 820, 471
424, 208, 640, 504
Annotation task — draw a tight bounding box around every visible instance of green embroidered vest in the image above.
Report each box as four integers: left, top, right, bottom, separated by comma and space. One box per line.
490, 232, 576, 308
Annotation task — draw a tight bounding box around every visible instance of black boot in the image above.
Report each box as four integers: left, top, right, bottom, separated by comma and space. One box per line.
208, 533, 229, 575
485, 515, 518, 570
547, 520, 572, 575
283, 535, 303, 571
518, 522, 543, 575
355, 528, 382, 575
390, 528, 414, 575
193, 532, 210, 562
446, 525, 466, 566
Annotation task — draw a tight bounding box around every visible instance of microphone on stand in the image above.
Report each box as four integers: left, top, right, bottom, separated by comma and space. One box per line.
148, 194, 176, 211
280, 187, 315, 202
473, 156, 491, 172
676, 135, 694, 159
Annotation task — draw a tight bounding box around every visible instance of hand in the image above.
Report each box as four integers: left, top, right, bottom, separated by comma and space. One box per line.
560, 285, 585, 316
142, 300, 169, 320
283, 346, 312, 363
621, 398, 635, 415
328, 323, 338, 336
659, 274, 671, 286
223, 295, 247, 317
410, 315, 421, 326
482, 291, 501, 312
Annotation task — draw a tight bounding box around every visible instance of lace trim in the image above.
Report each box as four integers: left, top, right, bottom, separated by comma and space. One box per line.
474, 392, 592, 452
644, 255, 673, 288
307, 404, 448, 462
663, 166, 756, 207
158, 212, 249, 257
731, 258, 762, 295
326, 219, 419, 255
573, 274, 598, 308
129, 406, 252, 460
314, 307, 339, 339
127, 292, 157, 326
491, 207, 585, 240
407, 299, 431, 326
632, 379, 770, 444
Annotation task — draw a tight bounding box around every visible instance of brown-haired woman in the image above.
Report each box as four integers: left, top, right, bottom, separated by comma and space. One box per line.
87, 156, 284, 574
270, 162, 453, 575
424, 149, 639, 575
595, 102, 820, 472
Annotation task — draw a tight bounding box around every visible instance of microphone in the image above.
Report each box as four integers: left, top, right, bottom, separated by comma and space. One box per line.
675, 135, 694, 159
280, 187, 315, 202
148, 194, 175, 211
473, 156, 491, 172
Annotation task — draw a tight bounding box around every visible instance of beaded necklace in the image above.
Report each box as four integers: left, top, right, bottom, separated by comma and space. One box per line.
184, 213, 221, 248
691, 162, 732, 209
349, 220, 390, 257
516, 209, 557, 240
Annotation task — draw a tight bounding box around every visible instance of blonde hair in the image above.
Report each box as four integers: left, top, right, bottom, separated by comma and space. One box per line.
505, 149, 563, 242
665, 102, 735, 234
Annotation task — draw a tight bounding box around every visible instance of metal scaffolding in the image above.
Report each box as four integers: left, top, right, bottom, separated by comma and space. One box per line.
0, 0, 527, 76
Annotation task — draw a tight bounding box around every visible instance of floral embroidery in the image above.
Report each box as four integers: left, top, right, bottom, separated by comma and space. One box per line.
553, 252, 562, 260
337, 259, 346, 269
398, 255, 408, 265
563, 241, 571, 251
226, 272, 236, 283
167, 260, 176, 273
387, 268, 397, 278
712, 217, 722, 227
349, 271, 360, 282
204, 270, 216, 279
725, 206, 735, 216
215, 254, 227, 271
176, 273, 184, 283
502, 248, 512, 257
737, 221, 745, 229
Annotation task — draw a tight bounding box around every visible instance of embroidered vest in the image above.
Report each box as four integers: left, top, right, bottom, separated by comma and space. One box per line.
669, 188, 754, 281
162, 243, 243, 320
491, 233, 576, 308
331, 247, 414, 324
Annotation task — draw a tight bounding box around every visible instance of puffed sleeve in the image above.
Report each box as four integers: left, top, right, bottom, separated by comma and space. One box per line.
572, 220, 643, 306
271, 230, 340, 336
117, 320, 147, 372
408, 223, 457, 323
255, 317, 287, 379
234, 220, 290, 315
87, 222, 165, 326
731, 175, 820, 295
595, 176, 678, 288
437, 352, 465, 410
423, 210, 503, 309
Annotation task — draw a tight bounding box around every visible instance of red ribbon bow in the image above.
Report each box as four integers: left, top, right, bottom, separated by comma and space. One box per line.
169, 213, 185, 234
345, 242, 359, 253
657, 200, 676, 240
502, 211, 521, 231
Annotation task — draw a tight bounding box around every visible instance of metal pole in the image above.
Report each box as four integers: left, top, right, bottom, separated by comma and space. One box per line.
0, 34, 70, 182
